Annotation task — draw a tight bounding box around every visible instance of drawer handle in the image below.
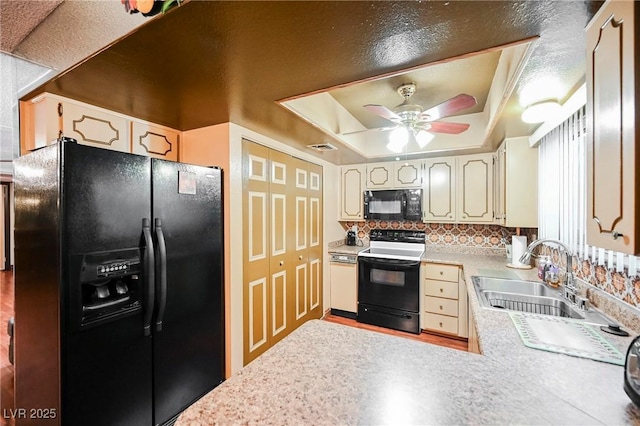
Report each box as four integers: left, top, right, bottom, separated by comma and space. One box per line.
279, 261, 284, 266
439, 305, 443, 310
440, 288, 443, 293
299, 255, 303, 260
439, 322, 443, 327
439, 271, 443, 275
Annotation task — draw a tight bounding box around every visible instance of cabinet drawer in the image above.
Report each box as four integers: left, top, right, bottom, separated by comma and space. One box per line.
424, 279, 459, 299
424, 263, 459, 282
424, 296, 458, 317
423, 313, 458, 335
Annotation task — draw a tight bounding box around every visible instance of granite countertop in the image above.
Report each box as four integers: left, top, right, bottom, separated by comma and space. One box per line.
177, 251, 640, 425
328, 243, 368, 255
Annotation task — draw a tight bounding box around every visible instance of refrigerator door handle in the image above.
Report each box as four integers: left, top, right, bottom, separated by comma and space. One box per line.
154, 218, 168, 332
142, 218, 155, 337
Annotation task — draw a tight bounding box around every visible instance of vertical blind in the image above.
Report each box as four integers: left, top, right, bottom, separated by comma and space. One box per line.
537, 106, 638, 276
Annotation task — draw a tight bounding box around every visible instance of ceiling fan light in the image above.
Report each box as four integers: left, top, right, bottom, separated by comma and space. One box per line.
415, 131, 435, 148
387, 127, 409, 153
521, 100, 561, 124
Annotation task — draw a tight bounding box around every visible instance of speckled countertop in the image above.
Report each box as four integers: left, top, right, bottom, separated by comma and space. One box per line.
177, 250, 640, 425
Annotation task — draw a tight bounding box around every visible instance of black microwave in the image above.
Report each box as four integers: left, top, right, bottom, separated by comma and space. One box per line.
363, 189, 422, 221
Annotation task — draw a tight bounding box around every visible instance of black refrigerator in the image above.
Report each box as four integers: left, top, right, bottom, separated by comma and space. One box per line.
13, 138, 225, 426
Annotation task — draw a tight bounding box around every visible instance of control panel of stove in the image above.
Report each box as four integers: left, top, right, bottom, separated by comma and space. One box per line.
369, 229, 425, 243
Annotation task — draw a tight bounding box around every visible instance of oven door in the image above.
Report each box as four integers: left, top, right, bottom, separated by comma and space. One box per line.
357, 257, 420, 312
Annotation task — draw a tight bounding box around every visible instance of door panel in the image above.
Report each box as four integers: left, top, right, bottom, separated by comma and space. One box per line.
295, 263, 308, 320
248, 277, 267, 352
243, 141, 271, 363
268, 149, 290, 345
307, 162, 323, 319
272, 271, 287, 337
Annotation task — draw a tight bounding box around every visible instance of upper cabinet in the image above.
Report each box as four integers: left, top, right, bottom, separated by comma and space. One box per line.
20, 93, 181, 161
22, 94, 130, 152
339, 165, 365, 220
422, 153, 493, 224
423, 157, 456, 223
131, 120, 179, 161
365, 160, 422, 189
585, 0, 639, 254
494, 137, 538, 228
456, 153, 494, 223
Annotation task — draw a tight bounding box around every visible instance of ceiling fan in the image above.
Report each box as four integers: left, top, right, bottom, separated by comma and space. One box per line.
344, 83, 477, 152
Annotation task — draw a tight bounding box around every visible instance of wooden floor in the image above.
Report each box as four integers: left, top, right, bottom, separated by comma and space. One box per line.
1, 269, 14, 426
323, 312, 468, 352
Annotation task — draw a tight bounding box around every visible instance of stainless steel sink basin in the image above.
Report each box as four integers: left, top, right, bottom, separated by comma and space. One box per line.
471, 276, 613, 325
480, 290, 584, 319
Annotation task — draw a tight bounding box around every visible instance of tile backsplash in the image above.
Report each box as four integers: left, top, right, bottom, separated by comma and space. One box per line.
537, 244, 640, 310
339, 220, 537, 254
337, 220, 640, 311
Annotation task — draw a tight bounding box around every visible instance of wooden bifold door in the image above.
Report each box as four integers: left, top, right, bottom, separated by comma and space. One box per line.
242, 140, 323, 365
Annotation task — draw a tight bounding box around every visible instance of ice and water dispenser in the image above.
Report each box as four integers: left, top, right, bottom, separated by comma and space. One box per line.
73, 248, 143, 328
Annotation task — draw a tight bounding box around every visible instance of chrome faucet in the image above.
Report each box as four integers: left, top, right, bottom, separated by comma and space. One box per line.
518, 238, 582, 307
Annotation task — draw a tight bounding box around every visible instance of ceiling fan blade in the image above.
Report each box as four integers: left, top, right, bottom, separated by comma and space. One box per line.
420, 94, 477, 121
427, 121, 470, 134
364, 104, 402, 122
342, 125, 397, 136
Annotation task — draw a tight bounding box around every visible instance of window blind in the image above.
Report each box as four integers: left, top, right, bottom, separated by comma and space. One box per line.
537, 106, 638, 276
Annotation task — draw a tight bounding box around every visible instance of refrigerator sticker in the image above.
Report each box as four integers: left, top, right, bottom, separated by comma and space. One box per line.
178, 171, 197, 195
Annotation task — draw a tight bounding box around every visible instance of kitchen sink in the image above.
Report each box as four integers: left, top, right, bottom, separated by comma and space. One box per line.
471, 276, 613, 325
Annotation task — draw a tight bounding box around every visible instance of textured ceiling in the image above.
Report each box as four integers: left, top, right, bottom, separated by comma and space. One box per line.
0, 0, 147, 70
0, 0, 62, 53
12, 1, 604, 165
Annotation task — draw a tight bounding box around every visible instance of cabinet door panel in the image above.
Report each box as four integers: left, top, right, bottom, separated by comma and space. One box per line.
586, 0, 638, 254
423, 158, 456, 222
366, 163, 393, 188
340, 166, 365, 220
395, 161, 422, 187
131, 121, 179, 161
62, 101, 130, 152
457, 154, 493, 223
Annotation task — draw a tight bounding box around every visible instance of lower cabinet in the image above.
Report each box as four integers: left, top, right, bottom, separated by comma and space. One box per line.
329, 256, 357, 317
421, 262, 468, 338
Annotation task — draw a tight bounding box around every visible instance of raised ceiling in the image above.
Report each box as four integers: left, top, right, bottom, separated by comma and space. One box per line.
280, 41, 533, 160
16, 1, 604, 164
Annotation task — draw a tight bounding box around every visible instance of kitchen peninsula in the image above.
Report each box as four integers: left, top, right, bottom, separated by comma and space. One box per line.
177, 253, 640, 425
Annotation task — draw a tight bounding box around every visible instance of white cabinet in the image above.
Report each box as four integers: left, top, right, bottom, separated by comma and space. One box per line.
365, 160, 422, 189
23, 94, 130, 152
422, 153, 493, 224
329, 255, 357, 315
131, 120, 179, 161
421, 262, 468, 338
422, 157, 456, 223
365, 162, 394, 189
340, 165, 365, 220
585, 0, 640, 255
21, 93, 181, 161
457, 153, 493, 223
494, 137, 538, 227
